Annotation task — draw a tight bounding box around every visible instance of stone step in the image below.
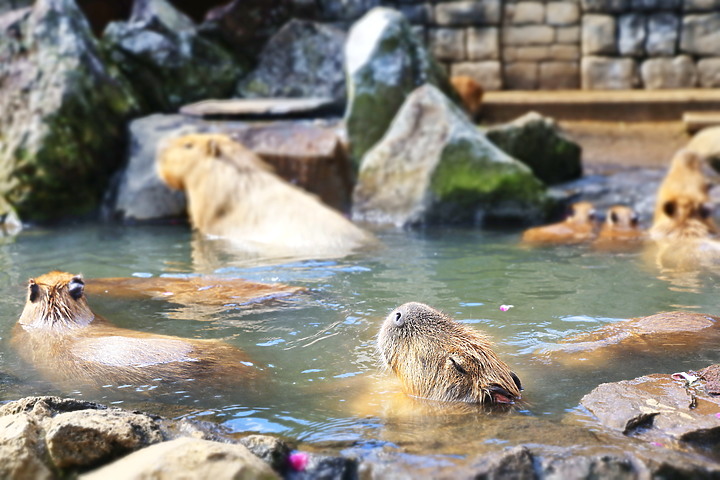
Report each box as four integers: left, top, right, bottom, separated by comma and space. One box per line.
683, 111, 720, 133
481, 89, 720, 123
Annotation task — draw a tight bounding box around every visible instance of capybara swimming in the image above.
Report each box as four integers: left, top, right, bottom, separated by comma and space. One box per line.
156, 133, 376, 260
377, 302, 522, 405
12, 271, 260, 392
522, 201, 598, 245
593, 205, 645, 250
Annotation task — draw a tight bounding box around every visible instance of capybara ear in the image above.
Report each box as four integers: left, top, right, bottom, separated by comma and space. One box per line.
205, 138, 222, 158
511, 371, 522, 391
68, 275, 84, 300
28, 279, 39, 302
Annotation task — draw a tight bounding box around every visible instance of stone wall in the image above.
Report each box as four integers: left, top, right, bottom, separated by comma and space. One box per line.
309, 0, 720, 90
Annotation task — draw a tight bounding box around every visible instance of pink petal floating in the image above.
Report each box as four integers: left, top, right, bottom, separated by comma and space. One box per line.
288, 452, 309, 472
499, 304, 514, 312
650, 442, 663, 447
715, 413, 720, 419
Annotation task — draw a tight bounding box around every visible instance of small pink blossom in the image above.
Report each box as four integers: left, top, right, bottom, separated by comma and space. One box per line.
650, 442, 663, 447
715, 413, 720, 419
499, 305, 514, 312
288, 452, 309, 472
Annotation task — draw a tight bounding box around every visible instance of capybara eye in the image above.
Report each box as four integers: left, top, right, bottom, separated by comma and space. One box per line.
588, 210, 597, 221
394, 311, 404, 327
699, 204, 712, 219
610, 212, 618, 224
68, 276, 84, 300
663, 201, 676, 218
450, 357, 468, 375
28, 281, 39, 303
630, 214, 639, 227
183, 142, 193, 149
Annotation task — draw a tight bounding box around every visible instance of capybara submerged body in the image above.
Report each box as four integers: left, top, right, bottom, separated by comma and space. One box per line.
12, 271, 260, 392
377, 302, 521, 405
522, 202, 598, 245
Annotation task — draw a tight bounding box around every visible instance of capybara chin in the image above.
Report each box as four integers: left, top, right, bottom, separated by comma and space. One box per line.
377, 302, 521, 405
156, 133, 376, 259
12, 271, 259, 392
521, 201, 598, 245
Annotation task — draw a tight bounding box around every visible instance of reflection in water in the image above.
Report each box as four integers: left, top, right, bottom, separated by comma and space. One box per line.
0, 224, 719, 458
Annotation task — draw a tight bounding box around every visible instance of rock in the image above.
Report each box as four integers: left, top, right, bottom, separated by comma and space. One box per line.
344, 7, 459, 166
237, 435, 291, 472
0, 414, 52, 480
687, 126, 720, 173
236, 19, 346, 108
179, 98, 339, 119
81, 437, 279, 480
581, 56, 638, 89
698, 58, 720, 88
582, 14, 617, 55
108, 114, 353, 222
681, 13, 720, 56
0, 0, 139, 221
352, 84, 549, 227
486, 112, 582, 185
102, 0, 241, 113
645, 13, 679, 56
581, 374, 720, 451
0, 195, 22, 236
469, 446, 536, 478
640, 56, 698, 89
46, 409, 164, 469
286, 453, 358, 480
618, 13, 646, 57
0, 0, 32, 15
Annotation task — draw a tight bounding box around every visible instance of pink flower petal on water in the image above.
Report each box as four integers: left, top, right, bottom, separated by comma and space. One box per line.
288, 452, 309, 472
499, 304, 514, 312
650, 442, 663, 447
715, 413, 720, 419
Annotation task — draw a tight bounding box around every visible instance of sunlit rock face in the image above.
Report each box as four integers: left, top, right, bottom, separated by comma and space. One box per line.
102, 0, 242, 113
343, 7, 459, 167
0, 0, 139, 221
352, 84, 550, 227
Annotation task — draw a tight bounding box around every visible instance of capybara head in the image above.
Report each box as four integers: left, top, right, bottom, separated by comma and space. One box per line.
604, 205, 639, 231
650, 150, 716, 240
450, 75, 484, 117
18, 271, 94, 329
566, 201, 597, 225
156, 133, 269, 191
377, 302, 522, 405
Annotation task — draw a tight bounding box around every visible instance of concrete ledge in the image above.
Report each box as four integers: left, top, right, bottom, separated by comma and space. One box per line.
482, 89, 720, 123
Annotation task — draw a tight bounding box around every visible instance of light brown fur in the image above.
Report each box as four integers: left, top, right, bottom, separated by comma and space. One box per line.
649, 149, 716, 241
12, 271, 259, 391
450, 75, 484, 119
593, 205, 646, 250
522, 201, 598, 245
156, 134, 375, 259
377, 302, 521, 405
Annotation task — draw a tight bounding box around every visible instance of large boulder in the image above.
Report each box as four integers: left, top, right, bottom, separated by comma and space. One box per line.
485, 112, 583, 185
236, 19, 347, 109
352, 84, 550, 227
344, 7, 460, 166
0, 0, 139, 221
102, 0, 242, 113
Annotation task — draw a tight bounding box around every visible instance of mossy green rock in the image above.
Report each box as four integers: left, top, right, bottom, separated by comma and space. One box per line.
353, 85, 551, 227
344, 7, 460, 168
485, 112, 582, 185
0, 0, 139, 221
102, 0, 242, 113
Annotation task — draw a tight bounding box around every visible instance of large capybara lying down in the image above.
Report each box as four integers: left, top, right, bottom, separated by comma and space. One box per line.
156, 133, 377, 260
12, 271, 260, 393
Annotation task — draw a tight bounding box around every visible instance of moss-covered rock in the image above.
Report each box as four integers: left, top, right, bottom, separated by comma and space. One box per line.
485, 112, 583, 185
344, 7, 460, 168
352, 84, 551, 227
102, 0, 242, 113
0, 0, 140, 221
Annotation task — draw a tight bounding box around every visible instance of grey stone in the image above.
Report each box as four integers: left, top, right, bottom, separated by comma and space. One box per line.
549, 44, 581, 61
469, 446, 536, 479
237, 435, 290, 472
539, 61, 580, 88
486, 111, 582, 184
504, 62, 539, 89
287, 453, 358, 480
344, 7, 458, 165
618, 14, 646, 57
0, 414, 52, 480
581, 56, 638, 89
450, 61, 503, 90
429, 27, 466, 61
352, 84, 549, 227
556, 25, 581, 43
236, 19, 346, 106
102, 0, 241, 113
467, 27, 499, 60
46, 409, 164, 469
680, 13, 720, 56
640, 56, 697, 89
698, 58, 720, 87
631, 0, 680, 10
0, 0, 31, 15
434, 0, 501, 26
0, 0, 139, 222
684, 0, 720, 11
546, 2, 580, 26
516, 46, 550, 61
580, 0, 631, 13
509, 2, 545, 25
582, 14, 617, 55
502, 25, 555, 45
645, 13, 678, 56
398, 3, 432, 24
81, 437, 279, 480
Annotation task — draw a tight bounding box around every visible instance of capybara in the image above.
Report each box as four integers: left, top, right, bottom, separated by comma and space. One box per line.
377, 302, 522, 405
12, 271, 260, 391
522, 201, 598, 245
156, 133, 376, 259
450, 75, 484, 119
593, 205, 645, 250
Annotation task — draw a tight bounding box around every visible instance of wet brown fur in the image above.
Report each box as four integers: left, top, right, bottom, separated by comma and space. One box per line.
593, 205, 646, 250
12, 271, 259, 390
377, 302, 521, 404
450, 75, 484, 119
156, 133, 375, 257
522, 201, 598, 245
